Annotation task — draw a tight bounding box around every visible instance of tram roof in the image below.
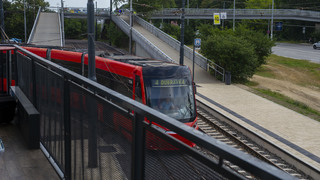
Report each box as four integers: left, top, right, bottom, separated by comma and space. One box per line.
107, 55, 180, 68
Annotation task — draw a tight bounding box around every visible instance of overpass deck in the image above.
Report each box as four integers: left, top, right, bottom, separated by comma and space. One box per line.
29, 12, 61, 46
120, 15, 320, 175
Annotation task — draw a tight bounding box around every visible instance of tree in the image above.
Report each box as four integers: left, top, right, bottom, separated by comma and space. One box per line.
64, 19, 87, 39
3, 0, 49, 41
132, 0, 176, 14
245, 0, 272, 9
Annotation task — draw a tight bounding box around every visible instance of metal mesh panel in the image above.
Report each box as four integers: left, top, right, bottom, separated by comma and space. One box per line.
70, 83, 132, 180
0, 52, 5, 93
16, 52, 32, 99
35, 62, 65, 173
144, 130, 225, 180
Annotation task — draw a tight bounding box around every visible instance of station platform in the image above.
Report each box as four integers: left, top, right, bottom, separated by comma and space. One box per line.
188, 56, 320, 172
0, 123, 59, 180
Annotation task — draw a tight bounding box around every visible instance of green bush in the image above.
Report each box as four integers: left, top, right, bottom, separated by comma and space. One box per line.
235, 25, 275, 66
199, 24, 274, 82
201, 34, 258, 82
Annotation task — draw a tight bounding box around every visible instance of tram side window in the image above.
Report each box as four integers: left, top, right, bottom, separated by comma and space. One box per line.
97, 69, 114, 89
134, 75, 142, 103
114, 75, 133, 98
95, 69, 133, 98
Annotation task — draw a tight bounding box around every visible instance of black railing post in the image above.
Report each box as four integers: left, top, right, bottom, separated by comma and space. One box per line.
0, 52, 3, 93
31, 58, 37, 107
6, 50, 9, 94
131, 113, 145, 180
14, 49, 18, 86
88, 96, 98, 168
46, 48, 51, 61
63, 77, 71, 180
81, 52, 85, 76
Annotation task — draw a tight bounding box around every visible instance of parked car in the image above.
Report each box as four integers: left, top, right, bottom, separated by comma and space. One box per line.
313, 41, 320, 49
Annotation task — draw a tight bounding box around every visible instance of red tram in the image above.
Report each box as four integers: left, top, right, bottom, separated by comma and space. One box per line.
22, 47, 199, 149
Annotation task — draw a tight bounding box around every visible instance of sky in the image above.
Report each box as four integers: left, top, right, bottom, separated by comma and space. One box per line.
45, 0, 113, 8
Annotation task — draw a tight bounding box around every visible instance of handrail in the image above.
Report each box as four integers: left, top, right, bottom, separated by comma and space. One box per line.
151, 8, 320, 22
27, 7, 42, 44
112, 15, 175, 62
134, 15, 225, 81
58, 10, 63, 47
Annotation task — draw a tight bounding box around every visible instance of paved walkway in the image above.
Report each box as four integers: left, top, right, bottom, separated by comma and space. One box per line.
0, 123, 59, 180
30, 12, 61, 46
128, 16, 320, 171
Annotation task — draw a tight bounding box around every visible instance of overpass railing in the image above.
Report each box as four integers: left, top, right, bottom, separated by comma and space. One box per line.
3, 44, 296, 180
112, 15, 175, 63
27, 7, 42, 44
151, 8, 320, 20
134, 15, 225, 81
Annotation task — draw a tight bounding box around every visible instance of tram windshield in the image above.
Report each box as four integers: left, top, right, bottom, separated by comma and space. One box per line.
145, 77, 196, 122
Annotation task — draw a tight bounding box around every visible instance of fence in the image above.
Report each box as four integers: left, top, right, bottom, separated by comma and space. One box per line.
2, 44, 296, 180
27, 7, 42, 44
151, 8, 320, 22
112, 15, 175, 63
134, 15, 225, 81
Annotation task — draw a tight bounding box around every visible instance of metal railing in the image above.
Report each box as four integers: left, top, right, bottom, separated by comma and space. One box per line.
3, 44, 297, 180
134, 15, 225, 81
27, 7, 42, 44
112, 15, 175, 63
151, 8, 320, 22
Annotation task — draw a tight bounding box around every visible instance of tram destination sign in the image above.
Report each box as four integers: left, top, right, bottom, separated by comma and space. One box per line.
152, 79, 187, 87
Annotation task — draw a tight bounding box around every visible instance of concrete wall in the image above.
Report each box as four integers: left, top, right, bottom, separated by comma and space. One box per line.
135, 43, 153, 59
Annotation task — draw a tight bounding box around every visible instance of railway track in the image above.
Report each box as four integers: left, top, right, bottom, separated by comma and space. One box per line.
196, 100, 311, 180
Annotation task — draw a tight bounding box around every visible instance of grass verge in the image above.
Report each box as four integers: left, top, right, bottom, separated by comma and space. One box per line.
254, 88, 320, 121
244, 55, 320, 122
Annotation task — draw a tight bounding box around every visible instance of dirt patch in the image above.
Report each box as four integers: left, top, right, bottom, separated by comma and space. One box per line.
249, 75, 320, 112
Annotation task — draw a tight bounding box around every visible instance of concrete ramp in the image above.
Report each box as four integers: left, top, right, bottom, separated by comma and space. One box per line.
29, 12, 62, 46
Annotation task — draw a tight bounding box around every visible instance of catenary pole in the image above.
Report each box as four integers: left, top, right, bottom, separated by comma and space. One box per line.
129, 0, 132, 54
61, 0, 65, 46
271, 0, 274, 40
179, 0, 185, 65
233, 0, 235, 31
23, 0, 27, 43
87, 0, 96, 81
87, 0, 97, 169
109, 0, 112, 45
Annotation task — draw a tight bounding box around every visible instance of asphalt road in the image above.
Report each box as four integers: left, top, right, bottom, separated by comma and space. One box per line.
272, 43, 320, 64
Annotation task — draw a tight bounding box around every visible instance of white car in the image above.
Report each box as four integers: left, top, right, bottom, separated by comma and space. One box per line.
313, 41, 320, 49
